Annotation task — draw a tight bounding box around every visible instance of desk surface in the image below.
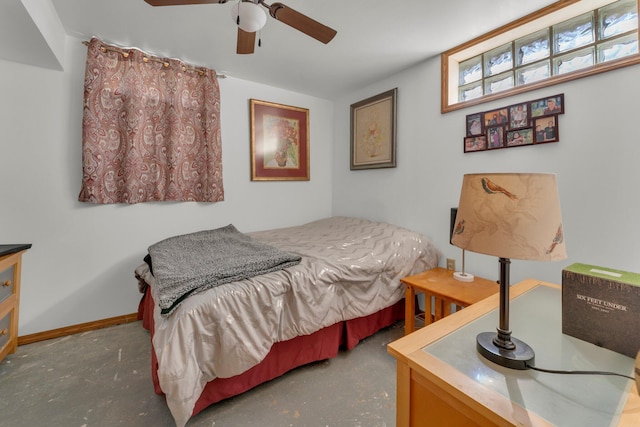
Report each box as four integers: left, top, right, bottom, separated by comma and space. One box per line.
388, 279, 639, 426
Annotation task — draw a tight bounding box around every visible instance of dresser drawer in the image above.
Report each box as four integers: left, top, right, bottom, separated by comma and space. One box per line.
0, 311, 11, 353
0, 264, 15, 304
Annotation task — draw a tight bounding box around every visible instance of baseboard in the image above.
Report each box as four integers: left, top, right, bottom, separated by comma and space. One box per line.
17, 313, 140, 346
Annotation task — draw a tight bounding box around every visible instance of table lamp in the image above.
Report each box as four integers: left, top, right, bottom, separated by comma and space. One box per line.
451, 173, 567, 369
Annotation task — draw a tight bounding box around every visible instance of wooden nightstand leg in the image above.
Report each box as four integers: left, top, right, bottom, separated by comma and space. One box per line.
434, 297, 444, 321
443, 299, 453, 318
425, 293, 433, 325
405, 285, 416, 335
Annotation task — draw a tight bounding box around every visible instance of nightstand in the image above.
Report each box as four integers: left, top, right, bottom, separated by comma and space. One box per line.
402, 267, 498, 335
0, 244, 31, 362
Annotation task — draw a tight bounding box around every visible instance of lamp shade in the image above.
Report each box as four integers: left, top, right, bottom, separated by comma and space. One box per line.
451, 173, 567, 261
231, 1, 267, 33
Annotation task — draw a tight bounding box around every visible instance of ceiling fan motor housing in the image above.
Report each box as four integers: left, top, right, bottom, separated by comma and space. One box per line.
232, 1, 267, 33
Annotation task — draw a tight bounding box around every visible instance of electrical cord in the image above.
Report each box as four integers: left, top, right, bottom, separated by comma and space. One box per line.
526, 363, 635, 381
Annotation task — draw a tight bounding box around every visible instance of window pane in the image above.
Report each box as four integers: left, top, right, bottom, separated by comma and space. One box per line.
484, 43, 513, 77
515, 29, 550, 66
484, 71, 514, 94
554, 47, 595, 74
458, 82, 483, 102
443, 0, 640, 112
599, 0, 638, 40
516, 60, 550, 85
459, 56, 482, 85
597, 33, 639, 61
554, 12, 595, 53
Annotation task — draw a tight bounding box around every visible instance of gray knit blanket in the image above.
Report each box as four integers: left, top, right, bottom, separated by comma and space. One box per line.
149, 224, 302, 316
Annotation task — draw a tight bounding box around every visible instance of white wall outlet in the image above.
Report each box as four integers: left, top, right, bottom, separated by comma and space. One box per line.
446, 258, 456, 271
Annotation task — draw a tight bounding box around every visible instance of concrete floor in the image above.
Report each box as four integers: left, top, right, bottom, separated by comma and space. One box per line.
0, 320, 408, 427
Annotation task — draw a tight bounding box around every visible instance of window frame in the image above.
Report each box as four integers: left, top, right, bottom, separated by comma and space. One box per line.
441, 0, 640, 113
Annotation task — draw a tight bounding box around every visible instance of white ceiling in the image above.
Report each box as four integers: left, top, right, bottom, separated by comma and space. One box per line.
26, 0, 558, 99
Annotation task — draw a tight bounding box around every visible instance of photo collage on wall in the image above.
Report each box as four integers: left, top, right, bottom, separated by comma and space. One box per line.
463, 94, 564, 153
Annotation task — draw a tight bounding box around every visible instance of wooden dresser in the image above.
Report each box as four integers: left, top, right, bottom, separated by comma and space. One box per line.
388, 279, 639, 427
0, 244, 31, 362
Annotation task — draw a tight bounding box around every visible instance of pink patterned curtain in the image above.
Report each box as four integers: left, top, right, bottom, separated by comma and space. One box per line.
79, 38, 224, 204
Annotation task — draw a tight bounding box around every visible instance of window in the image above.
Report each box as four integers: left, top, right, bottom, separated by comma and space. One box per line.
442, 0, 639, 113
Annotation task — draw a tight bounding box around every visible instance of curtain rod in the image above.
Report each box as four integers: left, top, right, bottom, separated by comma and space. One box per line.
81, 40, 226, 79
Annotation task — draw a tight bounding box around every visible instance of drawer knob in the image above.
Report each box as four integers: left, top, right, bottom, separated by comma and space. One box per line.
2, 280, 11, 287
0, 329, 7, 336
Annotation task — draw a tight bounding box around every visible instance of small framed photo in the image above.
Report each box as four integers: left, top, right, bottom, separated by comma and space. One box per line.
250, 99, 310, 181
483, 108, 509, 127
508, 102, 529, 129
530, 93, 564, 118
350, 88, 397, 170
506, 128, 534, 147
464, 135, 487, 153
486, 126, 505, 149
534, 115, 559, 143
466, 113, 484, 136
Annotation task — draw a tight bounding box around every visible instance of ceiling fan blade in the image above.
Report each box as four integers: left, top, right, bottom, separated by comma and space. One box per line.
267, 2, 337, 44
237, 28, 256, 54
144, 0, 228, 6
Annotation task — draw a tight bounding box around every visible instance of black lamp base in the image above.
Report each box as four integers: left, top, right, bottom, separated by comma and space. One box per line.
476, 332, 534, 370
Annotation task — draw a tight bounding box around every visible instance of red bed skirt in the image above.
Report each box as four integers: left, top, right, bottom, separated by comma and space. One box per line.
138, 289, 405, 417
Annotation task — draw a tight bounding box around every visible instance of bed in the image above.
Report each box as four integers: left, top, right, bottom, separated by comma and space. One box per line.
135, 216, 440, 426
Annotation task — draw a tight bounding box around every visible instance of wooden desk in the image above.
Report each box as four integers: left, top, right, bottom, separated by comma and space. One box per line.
402, 267, 498, 335
388, 279, 639, 427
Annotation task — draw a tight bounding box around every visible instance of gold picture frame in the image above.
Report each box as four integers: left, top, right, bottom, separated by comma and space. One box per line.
250, 99, 310, 181
350, 88, 397, 170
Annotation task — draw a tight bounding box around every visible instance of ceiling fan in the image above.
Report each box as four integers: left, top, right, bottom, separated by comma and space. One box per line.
143, 0, 337, 54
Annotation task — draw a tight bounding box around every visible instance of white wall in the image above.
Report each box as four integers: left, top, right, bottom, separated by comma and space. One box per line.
333, 56, 640, 286
4, 33, 639, 337
0, 35, 334, 335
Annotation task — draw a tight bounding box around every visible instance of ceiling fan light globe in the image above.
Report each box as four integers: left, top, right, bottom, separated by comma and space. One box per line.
231, 2, 267, 33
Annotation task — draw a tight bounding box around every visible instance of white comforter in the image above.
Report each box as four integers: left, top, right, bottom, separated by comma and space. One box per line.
136, 217, 440, 426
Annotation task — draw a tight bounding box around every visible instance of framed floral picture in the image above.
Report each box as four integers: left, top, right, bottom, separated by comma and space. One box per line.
250, 99, 309, 181
350, 88, 397, 170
